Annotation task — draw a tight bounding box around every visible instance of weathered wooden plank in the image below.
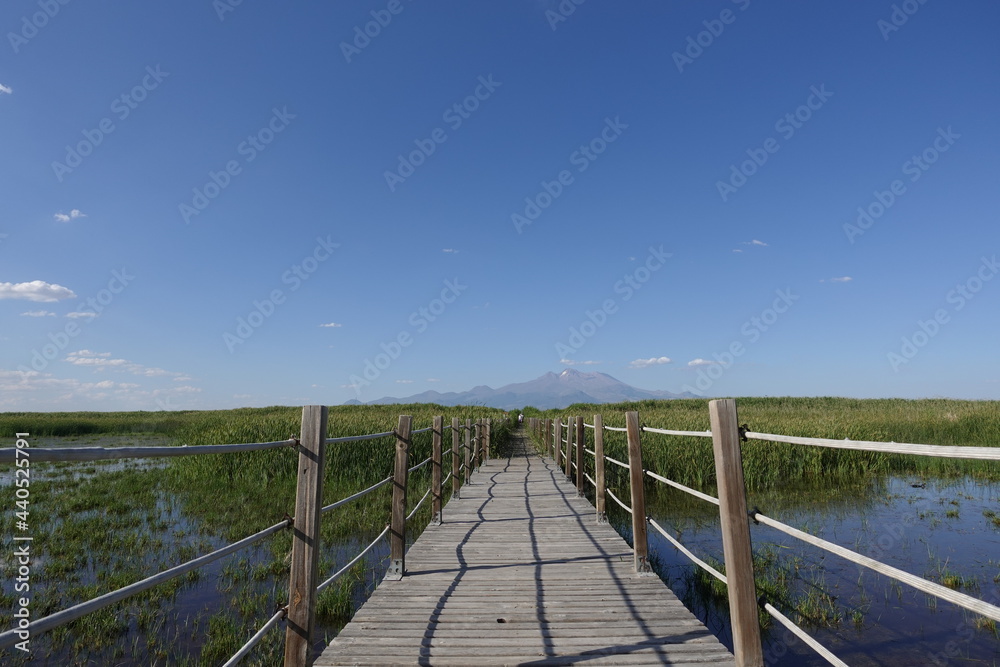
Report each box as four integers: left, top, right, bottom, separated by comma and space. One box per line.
316, 431, 734, 666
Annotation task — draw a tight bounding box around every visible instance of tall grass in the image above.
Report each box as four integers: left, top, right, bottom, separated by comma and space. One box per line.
533, 397, 1000, 490
0, 403, 510, 666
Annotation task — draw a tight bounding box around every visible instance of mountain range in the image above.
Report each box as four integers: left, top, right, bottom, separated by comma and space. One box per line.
346, 369, 697, 410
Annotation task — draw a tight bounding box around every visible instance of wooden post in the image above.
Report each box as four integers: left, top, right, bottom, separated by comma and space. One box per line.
594, 413, 607, 524
464, 418, 471, 484
385, 415, 412, 581
710, 399, 763, 667
564, 419, 573, 479
431, 415, 443, 526
543, 419, 552, 459
553, 419, 562, 470
284, 405, 327, 666
451, 417, 461, 500
625, 411, 651, 574
575, 416, 585, 497
483, 418, 490, 463
473, 420, 481, 472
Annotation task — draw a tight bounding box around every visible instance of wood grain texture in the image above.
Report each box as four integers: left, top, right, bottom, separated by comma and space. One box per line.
316, 433, 733, 666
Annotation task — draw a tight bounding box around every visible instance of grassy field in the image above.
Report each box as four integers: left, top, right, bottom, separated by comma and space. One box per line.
2, 397, 998, 663
524, 397, 1000, 489
0, 404, 511, 665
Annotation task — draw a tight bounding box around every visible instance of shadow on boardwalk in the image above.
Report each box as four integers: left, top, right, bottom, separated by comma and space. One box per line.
316, 429, 734, 666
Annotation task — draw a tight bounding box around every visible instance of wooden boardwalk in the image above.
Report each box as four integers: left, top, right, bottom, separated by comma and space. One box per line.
316, 437, 734, 666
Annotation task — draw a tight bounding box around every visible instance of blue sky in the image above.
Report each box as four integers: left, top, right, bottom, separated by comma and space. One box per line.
2, 1, 998, 411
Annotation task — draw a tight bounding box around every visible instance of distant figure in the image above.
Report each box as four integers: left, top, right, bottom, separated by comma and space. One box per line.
518, 413, 524, 425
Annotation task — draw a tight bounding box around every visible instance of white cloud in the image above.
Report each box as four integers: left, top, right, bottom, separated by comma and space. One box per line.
0, 368, 169, 409
21, 310, 56, 317
442, 248, 458, 253
66, 311, 98, 319
64, 350, 184, 379
319, 322, 342, 328
560, 358, 601, 366
687, 358, 717, 367
822, 276, 853, 283
0, 281, 76, 302
743, 239, 768, 246
396, 379, 413, 384
54, 209, 86, 222
426, 378, 441, 382
629, 356, 672, 369
0, 83, 11, 95
732, 249, 743, 253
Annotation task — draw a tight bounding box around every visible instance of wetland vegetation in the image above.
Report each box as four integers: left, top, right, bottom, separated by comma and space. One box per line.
2, 397, 999, 665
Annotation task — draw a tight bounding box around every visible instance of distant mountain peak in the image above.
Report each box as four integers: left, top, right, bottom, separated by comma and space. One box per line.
353, 370, 696, 410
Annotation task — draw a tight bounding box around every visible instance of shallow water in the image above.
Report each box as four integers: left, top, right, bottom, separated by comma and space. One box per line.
0, 436, 393, 665
627, 474, 1000, 666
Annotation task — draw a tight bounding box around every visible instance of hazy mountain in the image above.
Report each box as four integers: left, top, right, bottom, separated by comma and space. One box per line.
352, 369, 696, 410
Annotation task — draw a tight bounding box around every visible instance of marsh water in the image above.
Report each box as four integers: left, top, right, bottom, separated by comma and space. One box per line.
623, 474, 1000, 666
4, 436, 1000, 665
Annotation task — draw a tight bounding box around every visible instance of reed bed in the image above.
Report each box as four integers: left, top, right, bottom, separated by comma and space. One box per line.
530, 397, 1000, 490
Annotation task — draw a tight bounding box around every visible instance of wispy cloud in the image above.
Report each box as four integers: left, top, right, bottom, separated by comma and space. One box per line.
442, 248, 458, 253
560, 359, 601, 366
0, 280, 76, 302
0, 83, 11, 95
426, 378, 441, 382
65, 350, 185, 378
687, 358, 717, 367
21, 310, 56, 317
820, 276, 853, 283
395, 379, 413, 384
54, 209, 86, 222
744, 239, 768, 246
629, 356, 671, 369
319, 322, 342, 328
66, 311, 98, 319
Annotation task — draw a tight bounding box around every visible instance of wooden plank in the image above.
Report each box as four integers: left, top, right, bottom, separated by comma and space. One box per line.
316, 431, 733, 666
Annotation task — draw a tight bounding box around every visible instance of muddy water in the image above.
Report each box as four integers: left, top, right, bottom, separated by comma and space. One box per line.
628, 475, 1000, 666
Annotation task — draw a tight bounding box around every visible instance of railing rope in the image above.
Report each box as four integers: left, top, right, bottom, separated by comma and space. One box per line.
0, 518, 291, 649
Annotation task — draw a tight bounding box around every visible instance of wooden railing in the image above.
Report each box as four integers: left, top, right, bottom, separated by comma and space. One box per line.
526, 399, 1000, 667
0, 407, 497, 667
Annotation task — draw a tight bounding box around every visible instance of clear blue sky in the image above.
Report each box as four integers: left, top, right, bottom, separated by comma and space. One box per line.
2, 1, 998, 411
